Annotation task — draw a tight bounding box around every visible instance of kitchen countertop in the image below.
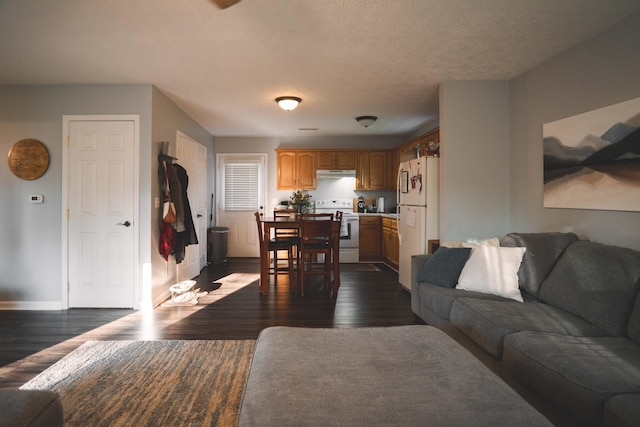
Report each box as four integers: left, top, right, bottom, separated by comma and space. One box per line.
358, 213, 398, 219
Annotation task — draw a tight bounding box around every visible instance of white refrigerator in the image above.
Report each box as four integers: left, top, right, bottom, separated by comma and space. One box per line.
396, 157, 439, 290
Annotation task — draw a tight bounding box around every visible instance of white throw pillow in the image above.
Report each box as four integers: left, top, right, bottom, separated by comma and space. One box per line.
462, 237, 500, 248
455, 246, 526, 302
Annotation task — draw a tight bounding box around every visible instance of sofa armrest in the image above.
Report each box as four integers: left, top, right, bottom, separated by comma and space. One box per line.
411, 254, 431, 313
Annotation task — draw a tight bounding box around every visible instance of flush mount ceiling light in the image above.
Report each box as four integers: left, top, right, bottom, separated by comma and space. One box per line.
276, 97, 302, 111
356, 116, 377, 127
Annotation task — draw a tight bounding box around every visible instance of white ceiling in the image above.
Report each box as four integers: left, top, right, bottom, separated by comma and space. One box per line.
1, 0, 639, 138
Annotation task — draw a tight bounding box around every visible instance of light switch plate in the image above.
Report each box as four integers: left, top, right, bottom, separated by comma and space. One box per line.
29, 194, 44, 204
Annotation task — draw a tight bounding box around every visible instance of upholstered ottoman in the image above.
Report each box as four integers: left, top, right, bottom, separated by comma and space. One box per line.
0, 389, 64, 427
238, 325, 551, 426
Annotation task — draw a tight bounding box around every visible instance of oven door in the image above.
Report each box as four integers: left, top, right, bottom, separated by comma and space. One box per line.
339, 216, 359, 248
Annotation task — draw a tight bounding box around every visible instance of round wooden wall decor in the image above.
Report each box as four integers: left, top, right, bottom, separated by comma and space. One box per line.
7, 139, 50, 180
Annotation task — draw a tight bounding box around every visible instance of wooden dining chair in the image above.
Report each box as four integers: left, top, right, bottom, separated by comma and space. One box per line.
255, 212, 298, 291
273, 208, 301, 291
298, 213, 334, 296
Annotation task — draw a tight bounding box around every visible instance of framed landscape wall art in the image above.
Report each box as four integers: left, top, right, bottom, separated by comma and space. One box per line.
543, 96, 640, 212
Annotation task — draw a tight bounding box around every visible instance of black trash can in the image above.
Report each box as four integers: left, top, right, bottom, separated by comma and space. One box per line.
208, 226, 229, 265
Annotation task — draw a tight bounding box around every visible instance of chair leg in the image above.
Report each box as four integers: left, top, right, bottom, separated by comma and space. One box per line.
324, 252, 331, 292
287, 246, 295, 293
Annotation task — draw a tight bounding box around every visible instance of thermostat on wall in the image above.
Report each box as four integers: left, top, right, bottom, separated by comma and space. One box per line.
29, 194, 44, 204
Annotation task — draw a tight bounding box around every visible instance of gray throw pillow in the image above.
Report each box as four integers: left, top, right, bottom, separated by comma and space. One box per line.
417, 247, 472, 288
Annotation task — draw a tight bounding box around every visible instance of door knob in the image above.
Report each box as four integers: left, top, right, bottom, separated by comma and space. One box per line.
117, 221, 131, 227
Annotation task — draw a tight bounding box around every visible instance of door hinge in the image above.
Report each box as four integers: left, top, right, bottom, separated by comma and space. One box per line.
67, 136, 70, 147
67, 209, 70, 219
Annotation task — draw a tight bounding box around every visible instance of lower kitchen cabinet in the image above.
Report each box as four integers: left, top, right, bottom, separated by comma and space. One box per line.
359, 216, 381, 261
382, 217, 399, 269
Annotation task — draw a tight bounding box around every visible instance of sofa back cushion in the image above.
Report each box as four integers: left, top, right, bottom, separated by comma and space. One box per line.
539, 240, 640, 336
500, 232, 578, 298
628, 292, 640, 344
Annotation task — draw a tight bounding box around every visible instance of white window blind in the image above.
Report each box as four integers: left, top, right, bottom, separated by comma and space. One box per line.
224, 163, 259, 210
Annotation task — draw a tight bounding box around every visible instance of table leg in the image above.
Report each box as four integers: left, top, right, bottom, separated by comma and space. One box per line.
260, 226, 271, 294
332, 238, 340, 296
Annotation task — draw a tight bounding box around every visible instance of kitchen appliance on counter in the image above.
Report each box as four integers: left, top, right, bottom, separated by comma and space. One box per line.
397, 157, 439, 290
314, 199, 360, 263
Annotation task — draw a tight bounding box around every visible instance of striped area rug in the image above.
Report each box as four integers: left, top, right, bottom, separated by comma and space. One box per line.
21, 340, 255, 426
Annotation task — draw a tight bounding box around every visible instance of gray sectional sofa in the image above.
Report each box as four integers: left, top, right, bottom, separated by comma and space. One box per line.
411, 232, 640, 427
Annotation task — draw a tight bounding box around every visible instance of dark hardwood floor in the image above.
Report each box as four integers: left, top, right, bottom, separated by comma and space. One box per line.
0, 258, 422, 388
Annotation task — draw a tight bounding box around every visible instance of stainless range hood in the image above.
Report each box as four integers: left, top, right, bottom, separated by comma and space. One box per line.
316, 169, 356, 179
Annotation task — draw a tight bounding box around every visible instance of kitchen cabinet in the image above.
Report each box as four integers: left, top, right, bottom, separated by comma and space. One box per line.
359, 216, 381, 261
382, 217, 399, 269
357, 151, 391, 190
316, 151, 356, 170
276, 150, 316, 190
387, 149, 399, 190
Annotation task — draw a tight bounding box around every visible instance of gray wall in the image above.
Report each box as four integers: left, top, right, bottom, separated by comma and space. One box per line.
439, 81, 511, 242
149, 87, 214, 307
0, 85, 152, 309
509, 12, 640, 251
0, 84, 213, 309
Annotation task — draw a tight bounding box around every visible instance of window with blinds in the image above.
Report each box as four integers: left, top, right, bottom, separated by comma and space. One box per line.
223, 162, 260, 210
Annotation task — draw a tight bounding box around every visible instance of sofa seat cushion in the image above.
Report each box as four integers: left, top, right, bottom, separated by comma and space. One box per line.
450, 298, 609, 358
604, 394, 640, 427
503, 332, 640, 425
420, 283, 514, 321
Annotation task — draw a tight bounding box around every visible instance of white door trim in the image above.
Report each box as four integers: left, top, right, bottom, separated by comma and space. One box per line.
61, 115, 141, 309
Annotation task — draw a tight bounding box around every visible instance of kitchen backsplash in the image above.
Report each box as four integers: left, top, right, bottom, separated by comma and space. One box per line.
274, 178, 397, 213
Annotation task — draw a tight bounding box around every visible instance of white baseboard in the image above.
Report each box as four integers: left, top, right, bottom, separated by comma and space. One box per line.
152, 289, 171, 308
0, 300, 64, 310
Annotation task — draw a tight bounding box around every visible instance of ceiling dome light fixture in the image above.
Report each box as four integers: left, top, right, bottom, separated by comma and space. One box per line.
356, 115, 377, 127
276, 96, 302, 111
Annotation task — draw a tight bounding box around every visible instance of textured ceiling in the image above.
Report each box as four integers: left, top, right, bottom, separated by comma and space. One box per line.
1, 0, 639, 137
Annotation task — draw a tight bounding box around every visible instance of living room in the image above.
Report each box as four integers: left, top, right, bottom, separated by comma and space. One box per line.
1, 1, 640, 425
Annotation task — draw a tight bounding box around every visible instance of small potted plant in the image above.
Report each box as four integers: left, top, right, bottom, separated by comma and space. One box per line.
290, 190, 312, 213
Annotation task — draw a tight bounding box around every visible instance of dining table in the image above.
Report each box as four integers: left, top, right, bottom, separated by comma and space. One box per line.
258, 215, 341, 296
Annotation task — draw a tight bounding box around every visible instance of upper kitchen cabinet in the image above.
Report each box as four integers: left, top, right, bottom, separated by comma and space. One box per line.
276, 150, 316, 190
357, 150, 391, 190
317, 150, 356, 170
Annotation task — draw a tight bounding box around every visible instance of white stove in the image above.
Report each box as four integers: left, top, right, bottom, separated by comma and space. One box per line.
314, 199, 360, 263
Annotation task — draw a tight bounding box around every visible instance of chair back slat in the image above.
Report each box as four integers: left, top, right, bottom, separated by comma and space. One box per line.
300, 213, 334, 247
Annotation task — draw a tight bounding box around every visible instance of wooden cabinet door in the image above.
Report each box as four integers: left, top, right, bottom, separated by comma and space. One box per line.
387, 150, 399, 190
356, 151, 369, 190
335, 151, 356, 169
382, 218, 399, 269
296, 151, 316, 190
389, 220, 399, 268
277, 151, 297, 190
359, 216, 381, 261
368, 151, 388, 190
316, 152, 335, 169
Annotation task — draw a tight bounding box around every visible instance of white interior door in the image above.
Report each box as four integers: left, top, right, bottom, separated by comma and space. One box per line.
216, 153, 267, 257
176, 131, 207, 282
67, 119, 136, 308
